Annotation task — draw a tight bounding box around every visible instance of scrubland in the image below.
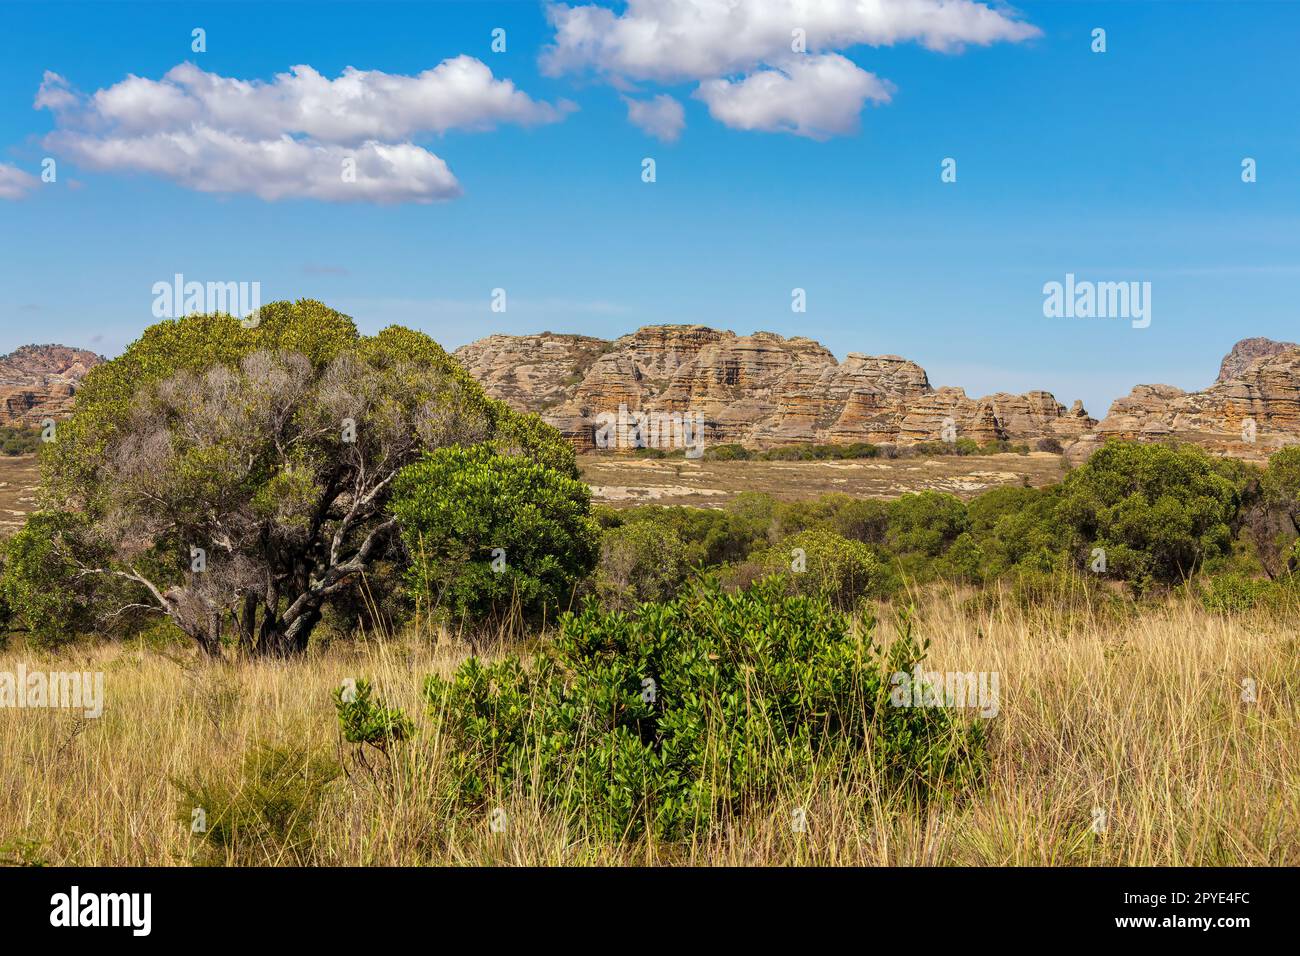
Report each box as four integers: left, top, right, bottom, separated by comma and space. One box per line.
3, 584, 1294, 867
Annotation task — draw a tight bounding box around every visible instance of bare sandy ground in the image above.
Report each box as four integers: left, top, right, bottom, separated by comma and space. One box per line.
0, 455, 38, 535
580, 452, 1068, 508
0, 452, 1069, 531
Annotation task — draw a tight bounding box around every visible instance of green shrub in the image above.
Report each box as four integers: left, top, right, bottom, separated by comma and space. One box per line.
0, 511, 98, 647
938, 532, 987, 584
391, 446, 600, 624
334, 679, 413, 749
746, 443, 878, 462
971, 439, 1029, 456
704, 443, 750, 461
595, 520, 688, 611
1198, 573, 1276, 614
831, 497, 891, 545
967, 485, 1066, 575
619, 502, 769, 568
839, 442, 881, 459
1239, 447, 1300, 577
176, 740, 339, 865
0, 426, 41, 456
1056, 441, 1240, 589
763, 445, 816, 461
887, 492, 970, 560
425, 580, 986, 840
742, 528, 885, 608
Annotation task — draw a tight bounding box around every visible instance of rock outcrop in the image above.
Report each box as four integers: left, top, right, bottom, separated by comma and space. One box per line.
1094, 340, 1300, 459
1218, 336, 1298, 383
0, 345, 103, 428
454, 325, 1096, 452
456, 327, 1300, 460
6, 331, 1291, 463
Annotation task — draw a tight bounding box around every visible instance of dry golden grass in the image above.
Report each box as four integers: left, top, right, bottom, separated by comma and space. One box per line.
1, 589, 1296, 866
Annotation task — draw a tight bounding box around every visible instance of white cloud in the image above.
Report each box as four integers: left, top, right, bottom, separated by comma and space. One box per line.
542, 0, 1038, 137
44, 128, 460, 203
623, 93, 685, 142
0, 162, 39, 200
34, 58, 571, 204
695, 54, 891, 139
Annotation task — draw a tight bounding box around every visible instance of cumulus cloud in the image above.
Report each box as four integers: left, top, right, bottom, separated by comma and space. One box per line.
34, 58, 571, 203
542, 0, 1038, 137
0, 162, 39, 200
695, 54, 891, 139
623, 93, 685, 142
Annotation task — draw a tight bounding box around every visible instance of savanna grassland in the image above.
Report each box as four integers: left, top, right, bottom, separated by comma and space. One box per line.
581, 450, 1067, 508
1, 585, 1295, 866
2, 305, 1298, 868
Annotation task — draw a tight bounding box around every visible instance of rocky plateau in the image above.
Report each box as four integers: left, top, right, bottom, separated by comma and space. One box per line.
455, 327, 1300, 463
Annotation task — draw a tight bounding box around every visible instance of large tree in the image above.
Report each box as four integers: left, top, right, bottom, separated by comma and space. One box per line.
17, 300, 574, 656
1055, 440, 1241, 587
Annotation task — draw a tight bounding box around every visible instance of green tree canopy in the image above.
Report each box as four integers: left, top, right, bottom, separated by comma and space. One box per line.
9, 301, 574, 655
1056, 440, 1240, 588
391, 445, 598, 626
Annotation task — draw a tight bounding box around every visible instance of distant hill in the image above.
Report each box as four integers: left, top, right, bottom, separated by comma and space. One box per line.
454, 325, 1095, 454
0, 344, 103, 428
7, 329, 1296, 463
455, 327, 1300, 461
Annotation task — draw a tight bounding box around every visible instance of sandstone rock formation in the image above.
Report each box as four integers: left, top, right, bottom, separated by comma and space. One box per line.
1094, 340, 1300, 460
454, 325, 1096, 452
0, 345, 103, 428
1218, 336, 1298, 383
5, 331, 1291, 464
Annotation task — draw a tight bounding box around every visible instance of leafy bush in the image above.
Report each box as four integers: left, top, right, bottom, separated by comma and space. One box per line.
711, 443, 878, 462
967, 486, 1066, 576
704, 443, 751, 461
1056, 441, 1240, 589
176, 740, 339, 865
392, 445, 599, 625
334, 679, 413, 749
619, 501, 769, 568
976, 439, 1030, 456
830, 497, 892, 545
0, 425, 41, 456
1198, 573, 1277, 614
1239, 447, 1300, 577
0, 511, 98, 646
741, 528, 885, 608
425, 580, 986, 840
887, 492, 970, 561
937, 532, 988, 584
595, 520, 688, 611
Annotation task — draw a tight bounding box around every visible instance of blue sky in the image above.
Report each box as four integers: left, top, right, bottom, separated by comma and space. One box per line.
1, 0, 1298, 418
